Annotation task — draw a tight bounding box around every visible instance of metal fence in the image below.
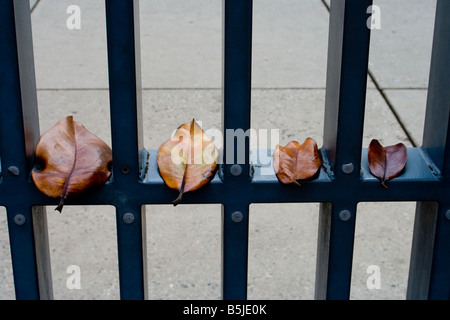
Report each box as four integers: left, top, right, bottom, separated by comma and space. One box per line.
0, 0, 449, 300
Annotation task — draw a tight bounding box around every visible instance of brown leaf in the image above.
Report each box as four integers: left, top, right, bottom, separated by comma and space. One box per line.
157, 119, 219, 205
368, 139, 407, 188
273, 138, 322, 185
32, 116, 112, 212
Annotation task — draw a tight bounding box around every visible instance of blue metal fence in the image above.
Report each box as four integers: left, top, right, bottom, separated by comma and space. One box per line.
0, 0, 449, 300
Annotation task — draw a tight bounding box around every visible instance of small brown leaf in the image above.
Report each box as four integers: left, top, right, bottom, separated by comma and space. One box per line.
157, 119, 219, 205
368, 139, 407, 188
273, 138, 322, 185
32, 116, 112, 212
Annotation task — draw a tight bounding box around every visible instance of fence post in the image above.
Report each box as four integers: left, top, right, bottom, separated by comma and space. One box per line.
407, 0, 450, 300
105, 0, 148, 300
222, 0, 253, 300
315, 0, 372, 300
0, 0, 52, 299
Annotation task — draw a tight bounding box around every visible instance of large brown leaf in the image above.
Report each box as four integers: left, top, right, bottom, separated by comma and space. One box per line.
273, 138, 322, 185
368, 139, 407, 188
157, 119, 219, 205
32, 116, 112, 212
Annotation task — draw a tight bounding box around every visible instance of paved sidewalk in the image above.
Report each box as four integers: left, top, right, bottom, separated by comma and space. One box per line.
0, 0, 437, 299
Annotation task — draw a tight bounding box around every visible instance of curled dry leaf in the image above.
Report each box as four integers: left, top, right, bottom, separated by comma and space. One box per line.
273, 138, 322, 185
157, 119, 219, 205
32, 116, 112, 212
368, 139, 407, 188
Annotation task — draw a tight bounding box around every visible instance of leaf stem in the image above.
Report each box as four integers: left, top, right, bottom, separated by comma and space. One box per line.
172, 119, 195, 207
59, 116, 77, 211
173, 170, 187, 206
292, 180, 302, 187
172, 192, 183, 206
55, 197, 65, 213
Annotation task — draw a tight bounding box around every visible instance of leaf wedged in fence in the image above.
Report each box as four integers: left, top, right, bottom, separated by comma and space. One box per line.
32, 116, 113, 212
157, 119, 219, 206
368, 139, 407, 188
273, 138, 322, 186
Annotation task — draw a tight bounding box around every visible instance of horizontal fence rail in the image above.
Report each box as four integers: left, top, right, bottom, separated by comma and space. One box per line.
0, 0, 449, 300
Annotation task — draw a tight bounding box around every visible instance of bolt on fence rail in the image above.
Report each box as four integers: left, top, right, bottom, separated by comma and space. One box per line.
0, 0, 450, 300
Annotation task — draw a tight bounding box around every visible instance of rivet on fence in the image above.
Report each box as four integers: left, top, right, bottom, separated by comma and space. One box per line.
230, 164, 242, 177
7, 166, 20, 176
339, 210, 352, 222
13, 214, 26, 226
231, 211, 243, 223
342, 163, 354, 174
445, 210, 450, 221
122, 213, 135, 224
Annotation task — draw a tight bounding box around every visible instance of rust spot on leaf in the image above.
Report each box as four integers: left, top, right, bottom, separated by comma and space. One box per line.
32, 116, 112, 212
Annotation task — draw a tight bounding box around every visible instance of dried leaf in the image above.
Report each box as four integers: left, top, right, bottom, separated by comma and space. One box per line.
273, 138, 322, 185
157, 119, 219, 205
32, 116, 112, 212
368, 139, 407, 188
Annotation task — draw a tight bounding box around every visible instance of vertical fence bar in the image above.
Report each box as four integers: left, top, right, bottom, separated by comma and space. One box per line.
408, 0, 450, 300
407, 201, 438, 299
222, 0, 253, 300
0, 0, 52, 299
315, 202, 358, 299
316, 0, 372, 300
105, 0, 143, 178
428, 200, 450, 299
105, 0, 147, 300
222, 204, 250, 300
322, 0, 372, 173
419, 1, 450, 175
115, 204, 147, 300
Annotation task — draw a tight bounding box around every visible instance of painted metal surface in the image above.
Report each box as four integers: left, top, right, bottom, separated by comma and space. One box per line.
0, 0, 449, 300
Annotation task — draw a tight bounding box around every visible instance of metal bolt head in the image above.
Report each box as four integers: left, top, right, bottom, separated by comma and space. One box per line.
339, 210, 352, 222
445, 210, 450, 221
230, 164, 242, 176
122, 213, 135, 224
14, 214, 26, 226
342, 163, 354, 174
231, 211, 244, 223
8, 166, 20, 176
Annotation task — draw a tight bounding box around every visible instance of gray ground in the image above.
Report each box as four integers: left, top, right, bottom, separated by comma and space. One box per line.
0, 0, 436, 299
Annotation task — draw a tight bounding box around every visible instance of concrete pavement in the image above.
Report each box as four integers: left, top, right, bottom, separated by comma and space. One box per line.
0, 0, 437, 299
